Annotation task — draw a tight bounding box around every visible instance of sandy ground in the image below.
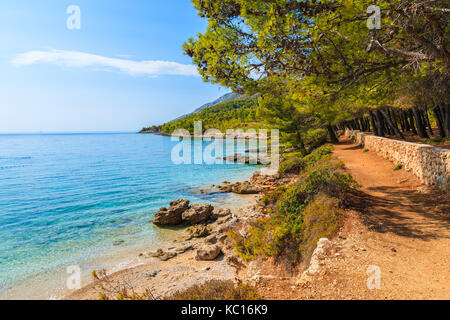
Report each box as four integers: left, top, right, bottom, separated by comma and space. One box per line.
253, 140, 450, 300
66, 195, 262, 300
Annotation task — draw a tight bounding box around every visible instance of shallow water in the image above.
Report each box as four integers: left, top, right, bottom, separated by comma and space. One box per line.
0, 133, 260, 299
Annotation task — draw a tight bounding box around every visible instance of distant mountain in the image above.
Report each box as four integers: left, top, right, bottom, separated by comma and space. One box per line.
172, 92, 242, 121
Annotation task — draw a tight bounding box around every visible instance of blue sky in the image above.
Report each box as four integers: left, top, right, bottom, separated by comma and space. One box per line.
0, 0, 227, 133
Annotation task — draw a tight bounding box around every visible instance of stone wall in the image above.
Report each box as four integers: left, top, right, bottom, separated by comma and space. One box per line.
344, 130, 450, 188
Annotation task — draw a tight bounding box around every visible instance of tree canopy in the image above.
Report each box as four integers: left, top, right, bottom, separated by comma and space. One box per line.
183, 0, 450, 144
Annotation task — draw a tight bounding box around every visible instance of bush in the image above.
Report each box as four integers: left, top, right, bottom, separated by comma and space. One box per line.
425, 136, 443, 144
299, 194, 343, 264
165, 280, 260, 300
393, 163, 403, 171
229, 156, 358, 264
228, 216, 291, 262
278, 144, 334, 177
261, 185, 288, 206
363, 148, 369, 152
278, 156, 306, 176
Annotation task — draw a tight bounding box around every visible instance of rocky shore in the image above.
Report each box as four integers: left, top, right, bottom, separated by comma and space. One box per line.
66, 169, 283, 300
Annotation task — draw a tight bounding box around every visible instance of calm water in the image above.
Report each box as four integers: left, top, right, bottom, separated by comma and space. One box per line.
0, 133, 259, 299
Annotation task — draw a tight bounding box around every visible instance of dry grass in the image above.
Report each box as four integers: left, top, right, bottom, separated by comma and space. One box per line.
165, 280, 260, 300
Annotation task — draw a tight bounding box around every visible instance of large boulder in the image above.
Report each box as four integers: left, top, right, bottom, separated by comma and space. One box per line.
152, 199, 190, 225
196, 244, 222, 261
212, 208, 232, 219
217, 181, 261, 194
182, 204, 214, 225
232, 181, 260, 194
186, 224, 211, 238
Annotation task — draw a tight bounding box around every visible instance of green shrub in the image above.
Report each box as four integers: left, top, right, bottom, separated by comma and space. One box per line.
393, 163, 403, 171
299, 194, 343, 264
425, 136, 443, 144
228, 217, 291, 262
166, 280, 260, 300
261, 185, 288, 206
363, 148, 369, 152
278, 144, 334, 177
278, 156, 306, 176
230, 157, 358, 264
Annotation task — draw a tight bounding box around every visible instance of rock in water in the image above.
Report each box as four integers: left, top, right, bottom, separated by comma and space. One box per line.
182, 204, 214, 225
152, 199, 190, 225
232, 181, 260, 194
196, 245, 222, 261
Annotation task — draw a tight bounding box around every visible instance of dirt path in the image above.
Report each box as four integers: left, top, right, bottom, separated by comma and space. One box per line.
257, 139, 449, 300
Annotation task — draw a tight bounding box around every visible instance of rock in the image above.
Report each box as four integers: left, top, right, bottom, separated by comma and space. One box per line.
205, 235, 217, 244
149, 249, 164, 258
196, 245, 222, 261
182, 204, 214, 224
153, 199, 190, 225
159, 251, 177, 261
186, 225, 211, 238
232, 181, 260, 194
145, 270, 161, 278
113, 239, 125, 246
217, 184, 233, 193
218, 181, 260, 194
216, 215, 232, 225
212, 208, 232, 219
303, 238, 332, 276
176, 245, 193, 254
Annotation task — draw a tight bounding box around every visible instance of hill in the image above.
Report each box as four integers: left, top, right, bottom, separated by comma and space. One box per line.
161, 97, 261, 134
141, 93, 263, 134
172, 92, 242, 121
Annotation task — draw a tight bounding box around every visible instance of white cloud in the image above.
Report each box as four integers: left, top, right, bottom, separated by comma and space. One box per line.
12, 49, 199, 77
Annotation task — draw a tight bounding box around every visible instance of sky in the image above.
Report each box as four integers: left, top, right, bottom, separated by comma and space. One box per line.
0, 0, 228, 133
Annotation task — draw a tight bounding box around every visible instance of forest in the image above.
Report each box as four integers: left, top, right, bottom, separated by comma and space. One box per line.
180, 0, 449, 152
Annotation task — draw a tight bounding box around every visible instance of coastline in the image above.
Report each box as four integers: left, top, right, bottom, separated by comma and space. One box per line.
65, 192, 263, 300
63, 166, 283, 300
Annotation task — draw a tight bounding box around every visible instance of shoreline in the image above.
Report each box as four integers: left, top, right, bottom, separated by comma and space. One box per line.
65, 192, 263, 300
0, 162, 262, 300
63, 166, 283, 300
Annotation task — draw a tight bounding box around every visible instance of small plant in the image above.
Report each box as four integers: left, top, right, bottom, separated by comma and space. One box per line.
363, 148, 369, 152
425, 136, 443, 144
393, 163, 403, 171
166, 280, 260, 300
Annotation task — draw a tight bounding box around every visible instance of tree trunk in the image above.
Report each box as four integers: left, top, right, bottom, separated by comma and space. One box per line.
403, 110, 411, 131
327, 125, 339, 143
381, 109, 405, 139
439, 104, 450, 137
397, 110, 405, 132
412, 108, 429, 139
408, 109, 417, 135
375, 110, 385, 137
433, 106, 446, 138
422, 109, 434, 136
369, 111, 377, 135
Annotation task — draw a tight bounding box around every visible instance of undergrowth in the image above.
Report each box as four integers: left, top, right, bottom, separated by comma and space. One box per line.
229, 145, 359, 265
166, 280, 260, 300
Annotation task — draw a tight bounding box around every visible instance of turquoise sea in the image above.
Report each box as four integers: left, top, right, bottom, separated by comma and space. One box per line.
0, 133, 260, 299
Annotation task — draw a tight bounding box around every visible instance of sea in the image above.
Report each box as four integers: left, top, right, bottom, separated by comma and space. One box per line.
0, 132, 260, 299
